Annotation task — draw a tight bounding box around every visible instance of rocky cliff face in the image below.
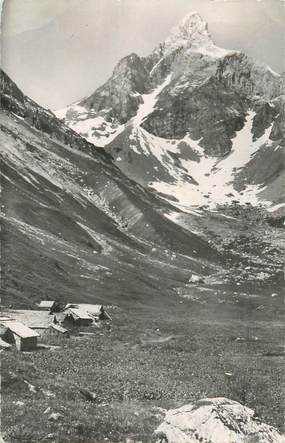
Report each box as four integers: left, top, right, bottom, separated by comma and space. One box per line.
216, 52, 281, 100
141, 75, 248, 156
80, 53, 149, 124
0, 70, 108, 159
155, 398, 285, 443
56, 12, 284, 214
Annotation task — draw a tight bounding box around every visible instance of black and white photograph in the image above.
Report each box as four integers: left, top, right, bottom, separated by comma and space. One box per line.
0, 0, 284, 442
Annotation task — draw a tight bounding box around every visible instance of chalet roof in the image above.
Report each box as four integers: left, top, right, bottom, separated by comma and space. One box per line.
3, 310, 52, 329
65, 303, 103, 317
38, 301, 56, 308
1, 320, 39, 338
68, 308, 93, 320
50, 324, 68, 334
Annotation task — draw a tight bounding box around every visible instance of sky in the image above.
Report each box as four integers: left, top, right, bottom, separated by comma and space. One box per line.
1, 0, 284, 109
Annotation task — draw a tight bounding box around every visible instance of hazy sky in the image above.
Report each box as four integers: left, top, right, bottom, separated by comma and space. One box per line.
1, 0, 284, 109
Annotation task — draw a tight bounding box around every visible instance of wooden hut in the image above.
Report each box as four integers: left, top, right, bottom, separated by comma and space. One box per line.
1, 321, 39, 351
38, 301, 58, 312
64, 304, 111, 321
63, 308, 93, 326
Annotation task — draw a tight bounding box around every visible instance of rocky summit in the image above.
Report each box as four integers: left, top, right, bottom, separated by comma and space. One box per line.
155, 397, 285, 443
56, 12, 284, 214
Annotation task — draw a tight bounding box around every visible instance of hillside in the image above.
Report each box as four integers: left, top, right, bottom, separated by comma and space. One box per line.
1, 69, 223, 308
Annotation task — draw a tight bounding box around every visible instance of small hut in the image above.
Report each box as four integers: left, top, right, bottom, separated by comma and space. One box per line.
64, 304, 111, 321
2, 310, 53, 336
63, 308, 93, 326
38, 301, 58, 312
1, 321, 39, 351
85, 305, 112, 321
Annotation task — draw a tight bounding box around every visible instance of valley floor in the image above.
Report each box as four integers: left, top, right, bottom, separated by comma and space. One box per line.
2, 283, 284, 443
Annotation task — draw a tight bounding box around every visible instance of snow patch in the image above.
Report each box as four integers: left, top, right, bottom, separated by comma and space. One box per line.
132, 74, 172, 127
189, 44, 239, 59
266, 65, 280, 78
145, 111, 273, 211
150, 57, 164, 76
267, 202, 285, 213
55, 104, 125, 147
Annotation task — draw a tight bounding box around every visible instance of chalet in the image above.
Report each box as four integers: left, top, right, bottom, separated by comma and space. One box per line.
38, 301, 58, 312
64, 304, 111, 321
2, 310, 52, 335
84, 304, 112, 321
63, 308, 93, 326
1, 320, 39, 351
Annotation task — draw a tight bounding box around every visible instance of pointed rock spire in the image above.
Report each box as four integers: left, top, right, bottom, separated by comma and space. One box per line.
163, 11, 213, 53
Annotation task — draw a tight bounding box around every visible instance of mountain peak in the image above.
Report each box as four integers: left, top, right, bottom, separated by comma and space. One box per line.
179, 11, 206, 28
163, 11, 213, 53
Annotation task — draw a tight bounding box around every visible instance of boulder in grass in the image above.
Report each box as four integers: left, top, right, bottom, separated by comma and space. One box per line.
188, 274, 204, 284
48, 412, 63, 421
79, 388, 97, 402
154, 397, 285, 443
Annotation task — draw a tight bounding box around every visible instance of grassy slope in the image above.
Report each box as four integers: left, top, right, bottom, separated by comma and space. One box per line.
2, 285, 284, 443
